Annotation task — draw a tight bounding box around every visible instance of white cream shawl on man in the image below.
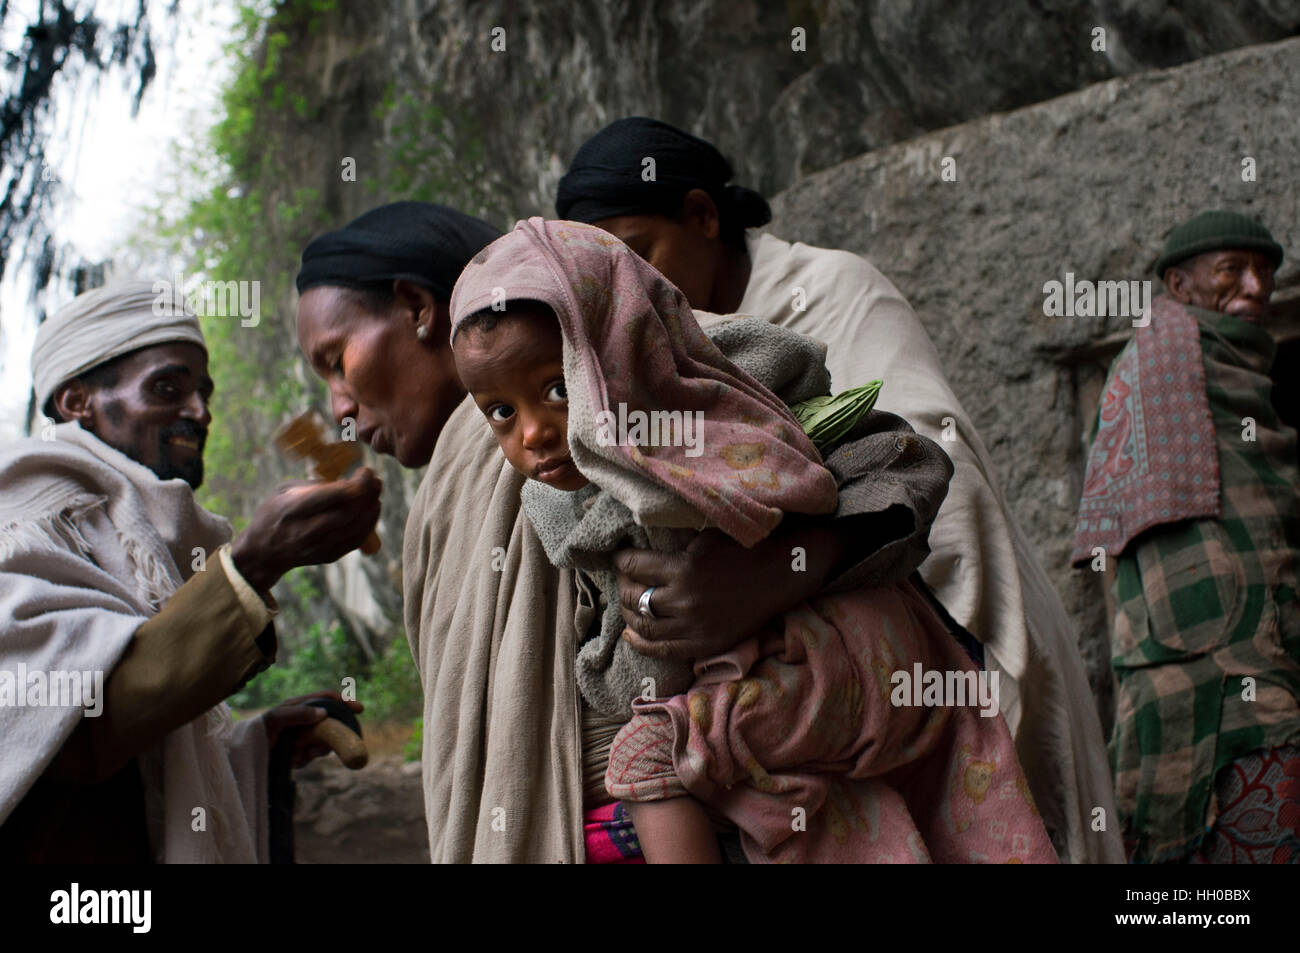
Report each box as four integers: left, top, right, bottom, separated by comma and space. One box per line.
738, 231, 1122, 863
0, 423, 269, 862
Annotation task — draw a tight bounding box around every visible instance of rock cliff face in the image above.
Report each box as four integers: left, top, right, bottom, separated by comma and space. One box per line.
285, 0, 1300, 225
376, 0, 1300, 209
222, 2, 1298, 723
767, 37, 1300, 714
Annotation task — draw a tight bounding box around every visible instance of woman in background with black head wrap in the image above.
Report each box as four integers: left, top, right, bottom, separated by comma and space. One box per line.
296, 201, 502, 468
556, 117, 771, 315
558, 116, 1126, 864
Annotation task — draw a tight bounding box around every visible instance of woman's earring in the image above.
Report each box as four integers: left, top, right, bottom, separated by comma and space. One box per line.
416, 325, 430, 341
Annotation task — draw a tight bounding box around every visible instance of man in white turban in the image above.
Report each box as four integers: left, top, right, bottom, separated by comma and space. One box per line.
0, 280, 382, 862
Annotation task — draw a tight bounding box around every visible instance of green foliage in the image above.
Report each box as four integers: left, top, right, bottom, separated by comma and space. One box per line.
161, 0, 336, 520
230, 620, 353, 710
284, 566, 323, 604
404, 717, 423, 762
160, 0, 502, 522
231, 620, 423, 723
361, 634, 424, 722
366, 87, 500, 221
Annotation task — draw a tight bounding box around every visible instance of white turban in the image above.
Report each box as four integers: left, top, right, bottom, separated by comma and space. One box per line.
31, 280, 207, 412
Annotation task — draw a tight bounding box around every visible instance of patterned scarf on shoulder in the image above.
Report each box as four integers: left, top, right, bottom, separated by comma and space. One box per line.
1071, 295, 1220, 565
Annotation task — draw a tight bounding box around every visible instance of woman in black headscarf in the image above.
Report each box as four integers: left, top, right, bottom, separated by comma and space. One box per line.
295, 201, 502, 468
557, 117, 1125, 864
556, 117, 771, 315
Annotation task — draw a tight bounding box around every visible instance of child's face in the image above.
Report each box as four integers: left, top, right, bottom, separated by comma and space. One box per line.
454, 306, 590, 492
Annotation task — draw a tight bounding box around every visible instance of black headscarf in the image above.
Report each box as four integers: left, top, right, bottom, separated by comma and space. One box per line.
296, 201, 502, 300
555, 117, 771, 239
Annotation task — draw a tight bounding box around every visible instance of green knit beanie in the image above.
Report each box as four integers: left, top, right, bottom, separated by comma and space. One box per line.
1155, 210, 1284, 278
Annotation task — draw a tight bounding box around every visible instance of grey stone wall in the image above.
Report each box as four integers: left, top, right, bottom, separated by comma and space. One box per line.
377, 0, 1300, 214
766, 36, 1300, 714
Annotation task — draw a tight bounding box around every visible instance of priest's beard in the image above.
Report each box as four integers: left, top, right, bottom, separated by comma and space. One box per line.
153, 421, 206, 488
101, 419, 207, 489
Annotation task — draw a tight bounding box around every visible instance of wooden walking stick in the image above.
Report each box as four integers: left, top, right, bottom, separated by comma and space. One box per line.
269, 697, 369, 864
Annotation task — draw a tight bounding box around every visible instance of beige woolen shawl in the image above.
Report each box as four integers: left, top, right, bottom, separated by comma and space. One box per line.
404, 401, 584, 863
0, 424, 269, 862
404, 232, 1123, 864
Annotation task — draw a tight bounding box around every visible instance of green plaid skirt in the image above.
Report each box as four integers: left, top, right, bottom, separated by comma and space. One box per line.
1108, 308, 1300, 863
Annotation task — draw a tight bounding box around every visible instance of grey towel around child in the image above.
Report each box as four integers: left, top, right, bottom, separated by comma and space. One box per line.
522, 318, 834, 720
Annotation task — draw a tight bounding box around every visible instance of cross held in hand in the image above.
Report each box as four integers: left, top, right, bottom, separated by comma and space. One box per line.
274, 411, 381, 555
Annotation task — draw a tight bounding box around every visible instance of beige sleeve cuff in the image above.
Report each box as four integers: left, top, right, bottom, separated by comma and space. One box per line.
218, 542, 278, 632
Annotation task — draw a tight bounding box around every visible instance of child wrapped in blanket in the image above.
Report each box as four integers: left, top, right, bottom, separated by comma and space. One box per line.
448, 218, 1057, 864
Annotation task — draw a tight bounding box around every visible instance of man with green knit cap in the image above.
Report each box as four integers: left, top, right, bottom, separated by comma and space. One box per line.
1072, 210, 1299, 863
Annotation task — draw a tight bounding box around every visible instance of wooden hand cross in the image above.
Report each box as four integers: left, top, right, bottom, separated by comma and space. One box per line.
274, 411, 382, 555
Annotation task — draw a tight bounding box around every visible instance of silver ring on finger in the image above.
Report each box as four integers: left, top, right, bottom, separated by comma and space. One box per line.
637, 585, 658, 620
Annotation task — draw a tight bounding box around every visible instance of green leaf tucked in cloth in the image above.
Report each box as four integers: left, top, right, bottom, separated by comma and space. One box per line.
791, 381, 883, 453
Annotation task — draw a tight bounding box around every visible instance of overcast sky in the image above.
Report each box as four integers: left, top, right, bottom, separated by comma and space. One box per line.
0, 0, 237, 440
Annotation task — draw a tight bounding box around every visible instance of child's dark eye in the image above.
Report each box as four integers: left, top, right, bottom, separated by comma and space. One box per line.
488, 404, 515, 423
546, 382, 567, 402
